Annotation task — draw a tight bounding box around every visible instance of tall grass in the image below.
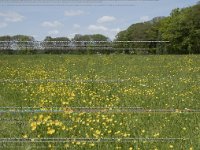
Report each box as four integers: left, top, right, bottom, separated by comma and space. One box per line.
0, 54, 199, 149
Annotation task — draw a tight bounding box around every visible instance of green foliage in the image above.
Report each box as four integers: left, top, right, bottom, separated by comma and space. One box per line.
0, 35, 35, 52
12, 35, 34, 41
115, 3, 200, 54
0, 35, 12, 41
44, 36, 70, 41
159, 5, 200, 54
73, 34, 109, 41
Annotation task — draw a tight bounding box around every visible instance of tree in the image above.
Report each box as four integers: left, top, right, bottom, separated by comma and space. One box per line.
12, 35, 35, 50
0, 36, 12, 50
72, 34, 109, 41
72, 34, 109, 48
115, 21, 157, 53
159, 4, 200, 54
115, 3, 200, 54
43, 36, 70, 49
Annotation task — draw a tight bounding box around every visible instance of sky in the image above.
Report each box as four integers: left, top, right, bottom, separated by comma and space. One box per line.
0, 0, 199, 40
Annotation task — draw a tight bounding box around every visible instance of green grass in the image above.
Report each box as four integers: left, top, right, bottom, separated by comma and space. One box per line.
0, 54, 199, 150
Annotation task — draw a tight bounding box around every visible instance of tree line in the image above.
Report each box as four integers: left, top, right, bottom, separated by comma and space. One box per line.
0, 2, 199, 54
115, 2, 200, 54
0, 34, 113, 54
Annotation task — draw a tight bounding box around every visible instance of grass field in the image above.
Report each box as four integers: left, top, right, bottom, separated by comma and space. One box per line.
0, 54, 199, 150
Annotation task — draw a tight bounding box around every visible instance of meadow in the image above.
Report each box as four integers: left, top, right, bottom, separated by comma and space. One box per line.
0, 54, 199, 150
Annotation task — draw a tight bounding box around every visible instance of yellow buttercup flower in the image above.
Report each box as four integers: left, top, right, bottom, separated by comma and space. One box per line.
30, 122, 37, 131
96, 130, 101, 135
47, 128, 55, 135
89, 143, 95, 147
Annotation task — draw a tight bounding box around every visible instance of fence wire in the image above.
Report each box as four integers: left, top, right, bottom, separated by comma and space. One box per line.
0, 79, 129, 83
0, 137, 188, 143
0, 0, 160, 6
0, 107, 199, 114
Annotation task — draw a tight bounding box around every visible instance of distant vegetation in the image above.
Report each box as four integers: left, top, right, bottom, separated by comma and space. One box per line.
0, 2, 199, 54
